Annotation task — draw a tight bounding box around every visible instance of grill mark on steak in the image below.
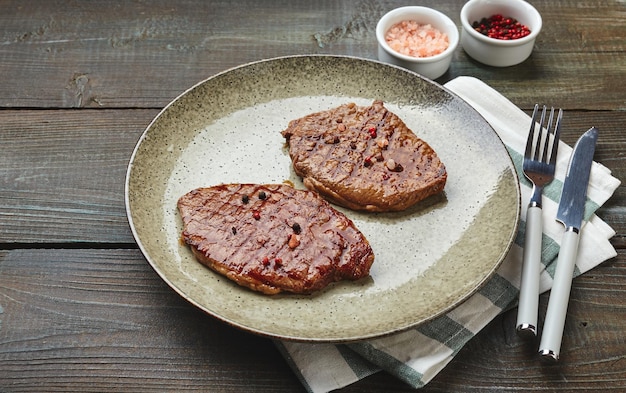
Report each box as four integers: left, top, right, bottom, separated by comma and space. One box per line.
177, 183, 374, 295
281, 100, 447, 212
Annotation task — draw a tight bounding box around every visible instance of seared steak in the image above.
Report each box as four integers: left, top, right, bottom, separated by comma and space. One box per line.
177, 183, 374, 295
281, 100, 447, 212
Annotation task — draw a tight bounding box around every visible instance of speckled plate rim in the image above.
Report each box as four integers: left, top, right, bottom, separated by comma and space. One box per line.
125, 55, 521, 343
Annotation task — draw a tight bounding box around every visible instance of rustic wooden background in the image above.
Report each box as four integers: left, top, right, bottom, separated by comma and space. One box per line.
1, 1, 624, 391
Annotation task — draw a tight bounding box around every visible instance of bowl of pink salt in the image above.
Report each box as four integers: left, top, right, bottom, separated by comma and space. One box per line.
460, 0, 542, 67
376, 6, 459, 80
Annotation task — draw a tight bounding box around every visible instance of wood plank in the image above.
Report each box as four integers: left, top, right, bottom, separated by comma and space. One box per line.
0, 0, 376, 108
0, 1, 624, 110
1, 109, 624, 245
0, 109, 156, 244
0, 248, 624, 392
451, 51, 626, 110
0, 248, 304, 392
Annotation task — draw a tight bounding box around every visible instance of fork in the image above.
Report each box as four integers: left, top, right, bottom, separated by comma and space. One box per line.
516, 104, 563, 338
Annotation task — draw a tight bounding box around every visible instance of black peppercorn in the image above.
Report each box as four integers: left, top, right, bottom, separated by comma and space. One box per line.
292, 222, 301, 234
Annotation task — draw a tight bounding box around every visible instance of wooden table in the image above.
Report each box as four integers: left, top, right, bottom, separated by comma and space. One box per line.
1, 1, 624, 391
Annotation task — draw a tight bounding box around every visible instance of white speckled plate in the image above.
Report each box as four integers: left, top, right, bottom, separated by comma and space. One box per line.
125, 55, 520, 343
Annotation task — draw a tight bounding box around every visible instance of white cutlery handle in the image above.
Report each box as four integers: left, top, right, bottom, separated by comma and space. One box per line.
539, 228, 580, 361
516, 205, 543, 337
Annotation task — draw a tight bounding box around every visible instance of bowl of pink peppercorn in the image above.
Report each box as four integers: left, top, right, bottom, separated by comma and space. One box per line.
376, 6, 459, 79
460, 0, 542, 67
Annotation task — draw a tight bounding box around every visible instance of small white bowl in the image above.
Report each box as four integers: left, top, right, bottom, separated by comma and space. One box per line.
460, 0, 542, 67
376, 6, 459, 80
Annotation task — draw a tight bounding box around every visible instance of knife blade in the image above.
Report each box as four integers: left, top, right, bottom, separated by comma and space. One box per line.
538, 127, 598, 361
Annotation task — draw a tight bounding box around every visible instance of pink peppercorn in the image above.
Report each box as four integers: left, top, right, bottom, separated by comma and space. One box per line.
472, 14, 531, 40
368, 126, 377, 138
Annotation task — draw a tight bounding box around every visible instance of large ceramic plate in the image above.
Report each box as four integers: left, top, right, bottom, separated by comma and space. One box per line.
125, 55, 520, 343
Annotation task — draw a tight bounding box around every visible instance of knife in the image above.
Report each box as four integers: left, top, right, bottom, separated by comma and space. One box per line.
538, 127, 598, 361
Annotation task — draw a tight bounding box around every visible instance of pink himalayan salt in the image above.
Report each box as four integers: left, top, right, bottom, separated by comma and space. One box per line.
385, 20, 449, 58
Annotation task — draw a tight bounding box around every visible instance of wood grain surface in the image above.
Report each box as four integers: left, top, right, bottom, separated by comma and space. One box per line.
1, 1, 624, 392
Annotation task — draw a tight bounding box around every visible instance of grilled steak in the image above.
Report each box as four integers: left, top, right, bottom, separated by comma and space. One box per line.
281, 100, 447, 212
177, 183, 374, 295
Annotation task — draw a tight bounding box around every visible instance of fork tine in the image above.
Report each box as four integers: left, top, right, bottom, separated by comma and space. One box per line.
534, 105, 547, 161
525, 104, 540, 159
549, 109, 563, 166
541, 107, 555, 163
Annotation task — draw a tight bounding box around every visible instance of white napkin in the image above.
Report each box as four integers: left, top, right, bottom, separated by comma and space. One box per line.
274, 76, 622, 392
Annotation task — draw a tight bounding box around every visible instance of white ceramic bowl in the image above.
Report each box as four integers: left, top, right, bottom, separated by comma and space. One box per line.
376, 6, 459, 80
460, 0, 542, 67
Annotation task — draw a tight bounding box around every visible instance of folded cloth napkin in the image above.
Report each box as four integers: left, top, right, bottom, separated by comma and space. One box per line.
274, 76, 622, 393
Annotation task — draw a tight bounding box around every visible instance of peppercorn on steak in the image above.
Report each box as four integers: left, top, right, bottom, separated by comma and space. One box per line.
177, 183, 375, 295
281, 100, 447, 212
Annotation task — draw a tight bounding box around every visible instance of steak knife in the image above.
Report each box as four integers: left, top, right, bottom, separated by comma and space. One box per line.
538, 127, 598, 361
